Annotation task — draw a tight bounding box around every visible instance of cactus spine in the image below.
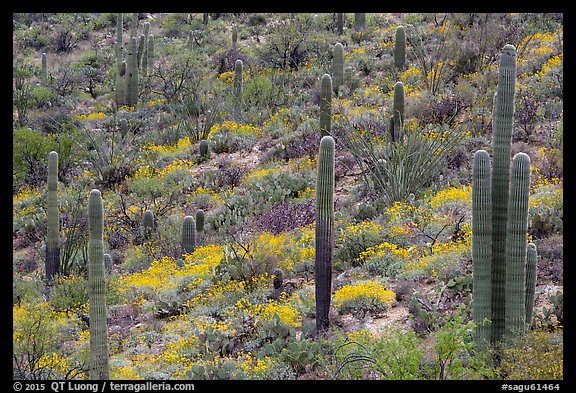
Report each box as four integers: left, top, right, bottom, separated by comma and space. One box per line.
320, 73, 332, 137
490, 44, 517, 344
332, 43, 344, 95
127, 36, 139, 108
394, 25, 406, 70
233, 59, 244, 114
391, 81, 405, 142
46, 151, 60, 286
525, 243, 538, 327
88, 189, 109, 380
315, 135, 335, 332
182, 215, 196, 254
41, 52, 47, 85
504, 152, 531, 341
196, 209, 205, 246
142, 209, 154, 241
472, 149, 492, 346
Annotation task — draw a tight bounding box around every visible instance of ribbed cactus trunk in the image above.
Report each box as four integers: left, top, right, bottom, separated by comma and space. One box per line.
103, 253, 113, 275
115, 13, 124, 106
233, 59, 244, 114
142, 209, 154, 241
504, 152, 531, 341
472, 149, 492, 347
525, 243, 538, 327
320, 73, 332, 137
196, 209, 205, 246
354, 13, 366, 31
337, 13, 343, 35
394, 25, 406, 70
46, 151, 60, 286
88, 189, 109, 380
127, 37, 139, 108
137, 34, 145, 69
147, 34, 154, 73
332, 43, 344, 95
391, 81, 405, 142
490, 44, 517, 344
199, 139, 209, 159
315, 135, 335, 332
182, 215, 196, 255
41, 52, 47, 85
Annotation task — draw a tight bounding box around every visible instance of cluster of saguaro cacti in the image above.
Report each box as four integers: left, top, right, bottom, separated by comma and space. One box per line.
315, 135, 335, 332
46, 151, 60, 287
87, 189, 110, 379
320, 74, 333, 137
471, 44, 537, 346
394, 25, 406, 70
233, 59, 244, 114
389, 81, 405, 142
332, 43, 344, 95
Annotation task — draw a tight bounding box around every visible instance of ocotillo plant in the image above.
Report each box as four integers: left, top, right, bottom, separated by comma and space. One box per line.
233, 59, 244, 114
41, 52, 47, 85
320, 73, 332, 137
471, 149, 492, 347
46, 151, 60, 287
391, 81, 405, 142
525, 243, 538, 327
394, 25, 406, 70
87, 189, 109, 380
127, 36, 139, 108
490, 44, 517, 344
504, 152, 531, 341
337, 13, 344, 35
182, 215, 196, 254
315, 135, 335, 332
332, 43, 344, 95
196, 209, 205, 246
142, 209, 154, 241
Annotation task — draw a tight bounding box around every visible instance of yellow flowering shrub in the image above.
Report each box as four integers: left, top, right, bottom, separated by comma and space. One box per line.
333, 280, 396, 317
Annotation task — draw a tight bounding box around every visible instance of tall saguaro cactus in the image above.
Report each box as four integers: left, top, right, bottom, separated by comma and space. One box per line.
127, 36, 139, 108
182, 215, 196, 254
196, 209, 205, 246
88, 189, 110, 380
504, 152, 531, 341
233, 59, 244, 114
490, 44, 517, 344
336, 13, 344, 35
46, 151, 60, 286
147, 34, 155, 73
525, 243, 538, 327
41, 52, 47, 85
394, 25, 406, 70
142, 209, 154, 241
354, 13, 366, 31
315, 135, 335, 332
471, 149, 492, 346
115, 13, 126, 107
391, 81, 405, 142
332, 43, 344, 95
320, 73, 332, 137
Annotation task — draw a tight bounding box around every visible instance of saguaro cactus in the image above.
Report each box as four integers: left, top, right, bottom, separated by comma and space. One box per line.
391, 81, 405, 142
142, 209, 154, 240
87, 189, 109, 380
332, 43, 344, 95
525, 243, 538, 327
147, 34, 154, 72
471, 149, 492, 346
233, 59, 244, 114
315, 135, 335, 332
354, 13, 366, 31
394, 25, 406, 70
127, 36, 139, 107
199, 139, 209, 159
196, 209, 205, 246
490, 44, 517, 344
41, 52, 47, 85
337, 13, 344, 35
46, 151, 60, 286
182, 215, 196, 254
504, 152, 531, 341
232, 24, 238, 49
320, 73, 332, 137
117, 60, 127, 107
